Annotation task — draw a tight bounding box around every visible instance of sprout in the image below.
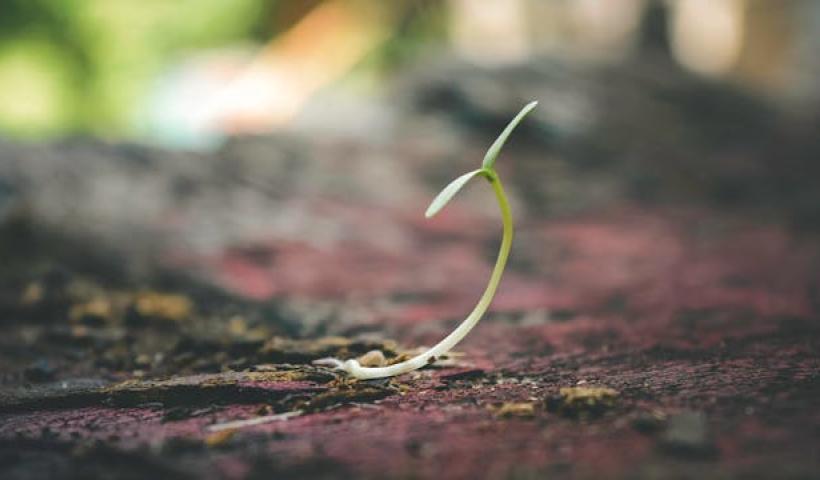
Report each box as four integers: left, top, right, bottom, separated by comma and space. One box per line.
315, 101, 538, 379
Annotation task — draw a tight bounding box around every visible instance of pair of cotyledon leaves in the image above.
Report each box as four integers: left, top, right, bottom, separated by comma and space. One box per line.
424, 101, 538, 218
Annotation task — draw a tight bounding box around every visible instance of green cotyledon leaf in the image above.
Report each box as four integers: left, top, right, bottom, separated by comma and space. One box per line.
425, 168, 484, 218
482, 101, 538, 170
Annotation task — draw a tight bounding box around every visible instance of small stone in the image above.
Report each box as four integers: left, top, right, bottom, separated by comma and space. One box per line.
357, 350, 387, 367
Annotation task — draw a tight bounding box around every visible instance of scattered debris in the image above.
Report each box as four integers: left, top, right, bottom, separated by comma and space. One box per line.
134, 292, 193, 322
491, 402, 536, 418
546, 387, 619, 419
204, 428, 235, 447
69, 298, 113, 324
301, 378, 397, 413
0, 371, 324, 412
207, 411, 302, 432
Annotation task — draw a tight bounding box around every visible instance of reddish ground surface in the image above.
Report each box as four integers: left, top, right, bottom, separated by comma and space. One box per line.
1, 65, 819, 477
2, 197, 818, 479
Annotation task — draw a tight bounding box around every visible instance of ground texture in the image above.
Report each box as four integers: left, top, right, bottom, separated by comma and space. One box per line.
1, 59, 819, 479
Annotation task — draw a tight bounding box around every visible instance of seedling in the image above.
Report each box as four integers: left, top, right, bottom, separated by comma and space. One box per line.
316, 101, 538, 379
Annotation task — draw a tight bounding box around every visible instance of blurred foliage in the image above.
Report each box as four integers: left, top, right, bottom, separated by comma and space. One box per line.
0, 0, 446, 139
0, 0, 275, 137
363, 0, 445, 72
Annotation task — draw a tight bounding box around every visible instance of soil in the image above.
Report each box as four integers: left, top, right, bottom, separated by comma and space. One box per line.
1, 57, 819, 479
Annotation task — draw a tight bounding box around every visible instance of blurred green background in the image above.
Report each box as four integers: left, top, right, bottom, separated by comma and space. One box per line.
0, 0, 272, 136
0, 0, 441, 140
0, 0, 817, 144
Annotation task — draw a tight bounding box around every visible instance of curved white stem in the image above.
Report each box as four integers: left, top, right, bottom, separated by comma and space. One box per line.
322, 173, 513, 379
